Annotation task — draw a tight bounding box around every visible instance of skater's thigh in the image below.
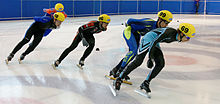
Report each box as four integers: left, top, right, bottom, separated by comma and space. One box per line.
85, 35, 95, 46
32, 34, 43, 45
152, 48, 165, 66
23, 25, 36, 40
123, 32, 138, 51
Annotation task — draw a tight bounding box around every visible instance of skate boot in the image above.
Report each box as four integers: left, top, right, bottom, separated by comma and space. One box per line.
117, 68, 130, 81
77, 60, 84, 69
5, 53, 14, 64
113, 77, 123, 90
18, 54, 26, 64
140, 80, 151, 93
124, 75, 130, 81
52, 60, 60, 70
109, 67, 119, 78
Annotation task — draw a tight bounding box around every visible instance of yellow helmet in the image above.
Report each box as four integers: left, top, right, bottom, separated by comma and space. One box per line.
179, 23, 196, 38
55, 3, 64, 11
53, 12, 65, 22
157, 10, 173, 22
98, 14, 111, 24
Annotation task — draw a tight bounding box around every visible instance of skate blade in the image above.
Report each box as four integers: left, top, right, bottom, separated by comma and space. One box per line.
105, 75, 132, 85
108, 84, 118, 96
5, 59, 9, 65
51, 64, 57, 70
134, 89, 151, 99
18, 59, 22, 64
76, 64, 83, 70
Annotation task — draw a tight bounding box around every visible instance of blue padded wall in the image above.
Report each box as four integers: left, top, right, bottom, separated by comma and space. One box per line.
1, 0, 220, 20
206, 0, 220, 14
1, 0, 21, 19
22, 0, 49, 17
101, 1, 119, 14
74, 1, 95, 16
119, 1, 137, 14
139, 0, 158, 13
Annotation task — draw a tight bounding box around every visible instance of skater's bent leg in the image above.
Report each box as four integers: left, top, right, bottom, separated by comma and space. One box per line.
121, 30, 138, 69
146, 48, 165, 82
11, 38, 30, 54
80, 36, 95, 61
11, 25, 35, 55
58, 34, 82, 63
115, 59, 123, 70
121, 50, 137, 69
119, 51, 147, 79
22, 35, 43, 55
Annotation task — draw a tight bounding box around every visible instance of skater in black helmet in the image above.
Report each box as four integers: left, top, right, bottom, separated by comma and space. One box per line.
113, 23, 196, 95
5, 12, 65, 64
52, 14, 111, 69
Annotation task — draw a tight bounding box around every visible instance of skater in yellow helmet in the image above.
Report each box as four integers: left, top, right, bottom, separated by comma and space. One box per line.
43, 3, 67, 18
52, 14, 111, 69
109, 10, 173, 80
42, 3, 67, 37
5, 12, 65, 64
113, 23, 196, 97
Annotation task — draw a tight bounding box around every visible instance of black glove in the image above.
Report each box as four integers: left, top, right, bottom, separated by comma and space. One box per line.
147, 58, 154, 69
82, 38, 89, 47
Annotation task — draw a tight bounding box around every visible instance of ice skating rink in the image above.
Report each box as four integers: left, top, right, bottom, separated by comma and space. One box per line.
0, 14, 220, 104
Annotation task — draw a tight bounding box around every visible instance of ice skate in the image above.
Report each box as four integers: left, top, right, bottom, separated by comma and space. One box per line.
124, 75, 130, 81
109, 67, 118, 78
113, 77, 123, 91
135, 80, 151, 99
77, 60, 84, 70
52, 60, 60, 70
5, 53, 14, 65
108, 77, 122, 96
105, 75, 132, 85
18, 54, 25, 64
5, 59, 9, 65
108, 84, 118, 96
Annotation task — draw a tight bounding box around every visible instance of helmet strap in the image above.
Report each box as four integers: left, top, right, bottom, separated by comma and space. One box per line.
99, 22, 106, 31
157, 18, 163, 28
179, 33, 185, 42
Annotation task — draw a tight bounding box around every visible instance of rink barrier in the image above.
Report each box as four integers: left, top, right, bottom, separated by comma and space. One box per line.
0, 0, 220, 21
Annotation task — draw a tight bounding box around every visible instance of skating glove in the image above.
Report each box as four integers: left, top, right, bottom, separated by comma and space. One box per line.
147, 58, 153, 69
